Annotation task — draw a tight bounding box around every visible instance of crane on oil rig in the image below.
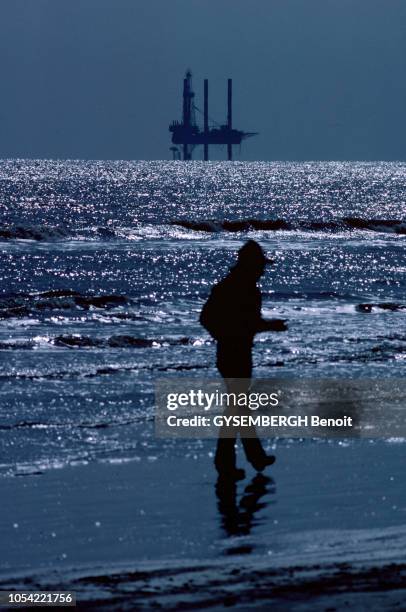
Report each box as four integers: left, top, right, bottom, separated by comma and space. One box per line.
169, 70, 257, 161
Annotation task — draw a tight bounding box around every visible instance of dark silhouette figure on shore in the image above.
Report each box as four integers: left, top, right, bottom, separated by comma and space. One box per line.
200, 240, 287, 480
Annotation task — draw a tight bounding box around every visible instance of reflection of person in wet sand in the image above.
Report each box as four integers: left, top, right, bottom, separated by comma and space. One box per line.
216, 473, 276, 541
200, 240, 287, 480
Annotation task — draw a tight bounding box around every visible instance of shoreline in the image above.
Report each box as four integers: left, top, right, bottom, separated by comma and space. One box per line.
1, 546, 405, 610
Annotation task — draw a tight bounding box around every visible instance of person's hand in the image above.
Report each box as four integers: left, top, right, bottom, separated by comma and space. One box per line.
264, 318, 288, 332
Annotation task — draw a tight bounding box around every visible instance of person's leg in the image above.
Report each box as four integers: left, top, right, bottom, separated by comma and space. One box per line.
214, 436, 237, 473
241, 434, 273, 471
233, 377, 270, 470
215, 341, 275, 475
233, 346, 275, 471
214, 342, 239, 476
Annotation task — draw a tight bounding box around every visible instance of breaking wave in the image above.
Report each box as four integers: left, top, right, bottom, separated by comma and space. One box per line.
3, 218, 405, 243
356, 303, 406, 313
0, 333, 204, 350
0, 225, 119, 242
0, 225, 69, 241
171, 217, 406, 234
52, 334, 199, 349
0, 291, 131, 319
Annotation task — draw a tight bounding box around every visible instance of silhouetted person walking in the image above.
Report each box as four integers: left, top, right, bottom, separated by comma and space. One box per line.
200, 240, 287, 480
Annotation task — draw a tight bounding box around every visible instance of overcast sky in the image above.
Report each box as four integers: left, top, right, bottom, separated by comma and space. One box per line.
0, 0, 405, 161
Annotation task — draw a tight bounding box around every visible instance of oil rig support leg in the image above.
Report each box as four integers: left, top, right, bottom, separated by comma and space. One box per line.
204, 79, 209, 161
227, 78, 232, 161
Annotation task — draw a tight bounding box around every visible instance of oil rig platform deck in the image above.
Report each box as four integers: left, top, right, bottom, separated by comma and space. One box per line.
169, 71, 257, 161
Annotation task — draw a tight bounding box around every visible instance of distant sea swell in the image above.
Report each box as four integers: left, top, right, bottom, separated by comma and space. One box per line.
1, 216, 406, 242
171, 217, 406, 234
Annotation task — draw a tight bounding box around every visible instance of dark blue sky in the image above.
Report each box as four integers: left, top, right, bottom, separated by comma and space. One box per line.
0, 0, 405, 160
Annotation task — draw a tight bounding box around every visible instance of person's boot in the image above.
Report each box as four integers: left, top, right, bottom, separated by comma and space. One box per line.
242, 437, 276, 472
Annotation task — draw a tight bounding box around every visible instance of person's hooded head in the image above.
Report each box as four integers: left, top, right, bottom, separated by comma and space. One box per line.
236, 240, 274, 280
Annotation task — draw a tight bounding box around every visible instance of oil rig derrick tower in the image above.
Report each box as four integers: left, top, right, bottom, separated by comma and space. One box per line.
169, 70, 257, 161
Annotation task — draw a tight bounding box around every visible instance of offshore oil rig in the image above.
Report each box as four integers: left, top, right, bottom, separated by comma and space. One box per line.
169, 71, 257, 161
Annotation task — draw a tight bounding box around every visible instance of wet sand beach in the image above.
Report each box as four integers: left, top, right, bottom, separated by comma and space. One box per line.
1, 441, 405, 609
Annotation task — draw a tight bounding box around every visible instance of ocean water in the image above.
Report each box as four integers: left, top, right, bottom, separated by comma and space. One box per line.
0, 160, 405, 480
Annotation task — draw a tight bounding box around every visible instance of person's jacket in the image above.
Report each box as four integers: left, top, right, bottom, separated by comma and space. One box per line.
200, 266, 266, 342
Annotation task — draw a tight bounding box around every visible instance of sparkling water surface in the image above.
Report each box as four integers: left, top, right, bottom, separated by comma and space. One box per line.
0, 161, 405, 478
